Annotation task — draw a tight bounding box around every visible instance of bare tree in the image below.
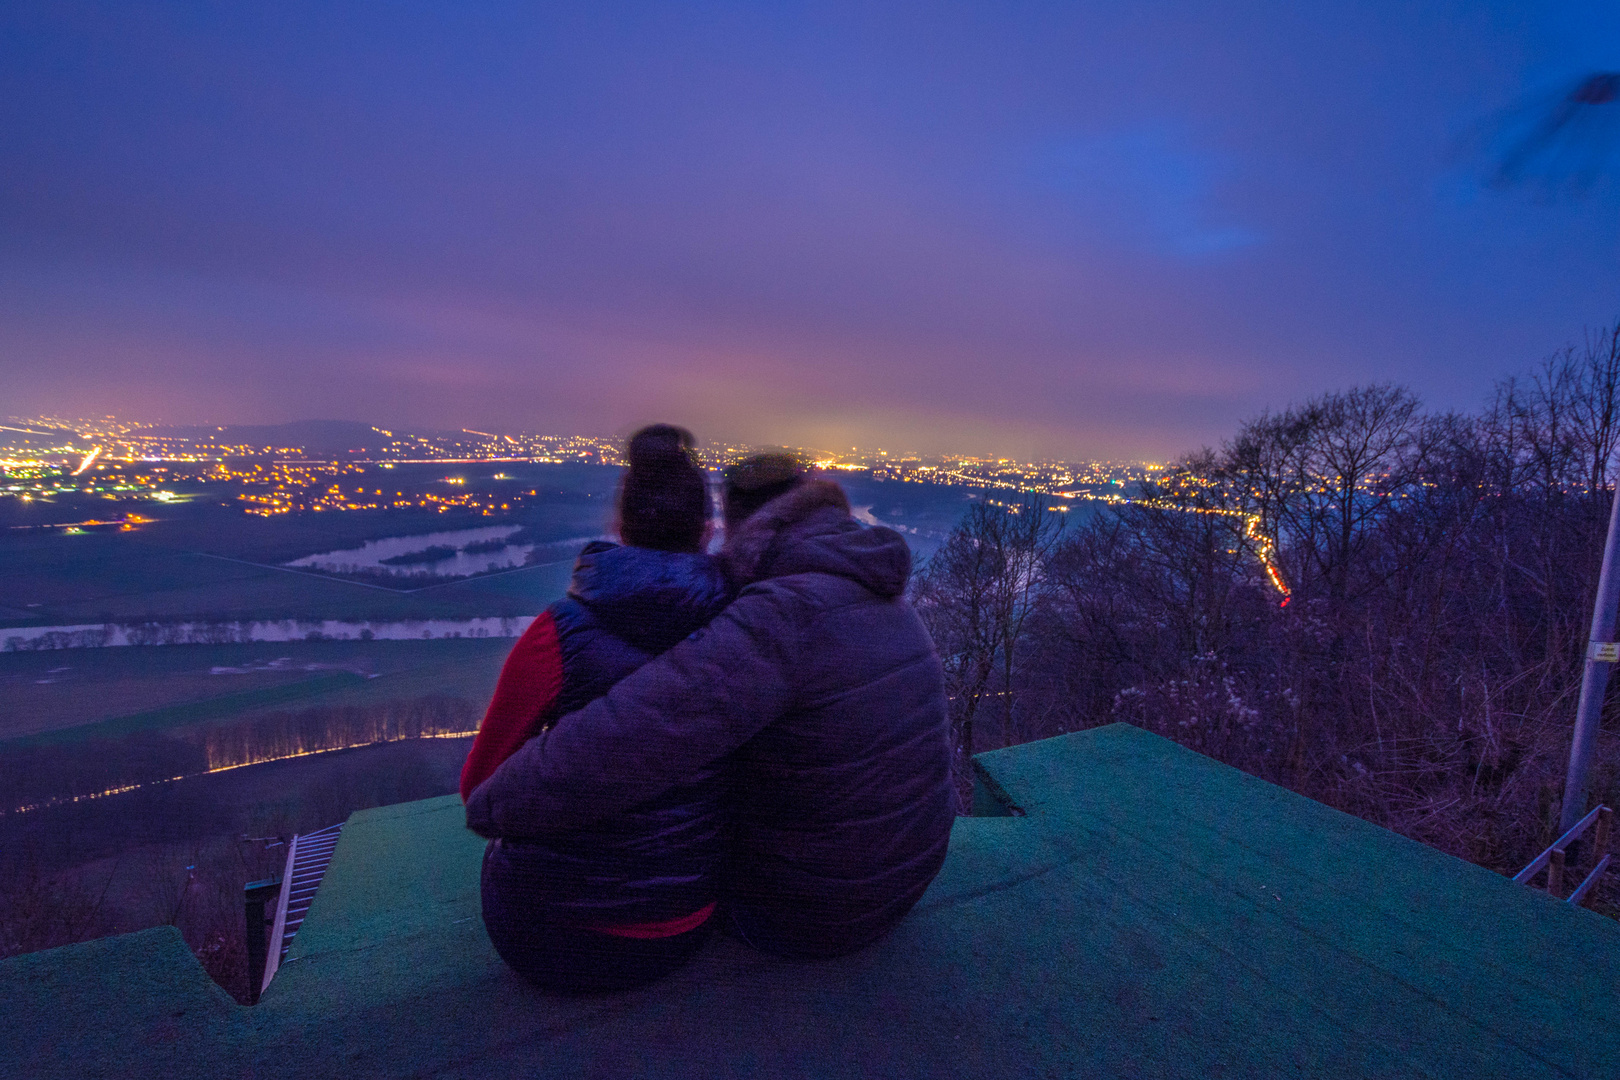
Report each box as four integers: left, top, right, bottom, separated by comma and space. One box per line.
0, 852, 112, 958
912, 494, 1065, 800
1222, 385, 1420, 610
923, 335, 1620, 892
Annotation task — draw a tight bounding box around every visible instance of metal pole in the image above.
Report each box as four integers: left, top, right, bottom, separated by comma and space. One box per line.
1562, 482, 1620, 832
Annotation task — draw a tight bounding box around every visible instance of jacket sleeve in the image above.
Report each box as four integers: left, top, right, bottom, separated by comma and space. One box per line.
458, 611, 564, 802
464, 581, 809, 837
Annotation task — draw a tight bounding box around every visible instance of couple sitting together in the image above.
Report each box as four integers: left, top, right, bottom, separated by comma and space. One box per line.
460, 424, 954, 993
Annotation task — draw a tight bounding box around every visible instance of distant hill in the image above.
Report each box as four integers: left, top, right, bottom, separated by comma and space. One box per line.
142, 420, 392, 455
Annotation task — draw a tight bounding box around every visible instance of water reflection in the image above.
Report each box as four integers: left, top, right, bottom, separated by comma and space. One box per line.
287, 525, 526, 578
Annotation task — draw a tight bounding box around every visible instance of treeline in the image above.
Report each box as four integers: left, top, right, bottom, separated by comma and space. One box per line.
301, 564, 470, 588
2, 696, 480, 816
3, 627, 117, 651
915, 326, 1620, 877
6, 621, 372, 652
194, 696, 479, 770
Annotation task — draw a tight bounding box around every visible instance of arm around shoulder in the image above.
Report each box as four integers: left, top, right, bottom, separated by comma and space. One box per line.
465, 581, 810, 838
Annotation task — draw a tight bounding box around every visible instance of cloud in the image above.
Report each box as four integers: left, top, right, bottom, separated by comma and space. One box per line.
1025, 127, 1263, 259
2, 3, 1617, 460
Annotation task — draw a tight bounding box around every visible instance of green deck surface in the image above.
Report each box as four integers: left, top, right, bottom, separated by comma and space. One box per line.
5, 723, 1618, 1078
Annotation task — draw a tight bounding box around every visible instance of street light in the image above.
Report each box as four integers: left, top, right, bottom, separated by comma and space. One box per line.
1489, 71, 1620, 833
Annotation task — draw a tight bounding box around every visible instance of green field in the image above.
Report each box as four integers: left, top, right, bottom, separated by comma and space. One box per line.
0, 532, 580, 628
0, 638, 514, 743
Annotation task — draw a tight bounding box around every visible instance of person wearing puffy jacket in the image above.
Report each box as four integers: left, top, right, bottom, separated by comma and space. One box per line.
467, 454, 953, 961
460, 424, 730, 993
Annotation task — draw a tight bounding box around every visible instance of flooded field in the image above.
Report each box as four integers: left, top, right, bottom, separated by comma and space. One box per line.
286, 525, 530, 577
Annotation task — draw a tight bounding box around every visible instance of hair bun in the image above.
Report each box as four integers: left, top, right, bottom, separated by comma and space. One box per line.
627, 424, 697, 473
619, 424, 710, 552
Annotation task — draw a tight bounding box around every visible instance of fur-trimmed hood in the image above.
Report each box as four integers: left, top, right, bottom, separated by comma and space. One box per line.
721, 477, 911, 596
567, 540, 730, 653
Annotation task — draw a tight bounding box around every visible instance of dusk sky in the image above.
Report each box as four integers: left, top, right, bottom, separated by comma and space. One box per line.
3, 2, 1619, 460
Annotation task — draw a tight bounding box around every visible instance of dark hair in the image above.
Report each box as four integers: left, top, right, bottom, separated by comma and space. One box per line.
722, 453, 805, 529
618, 424, 711, 552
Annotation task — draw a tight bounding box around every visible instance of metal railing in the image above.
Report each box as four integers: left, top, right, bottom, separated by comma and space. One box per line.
1513, 805, 1612, 907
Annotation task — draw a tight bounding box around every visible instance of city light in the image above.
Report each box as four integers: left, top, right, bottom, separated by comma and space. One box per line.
1, 414, 1165, 516
70, 447, 102, 475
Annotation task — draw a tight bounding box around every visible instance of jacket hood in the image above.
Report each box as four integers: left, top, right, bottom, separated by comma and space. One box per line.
568, 541, 731, 651
722, 478, 912, 597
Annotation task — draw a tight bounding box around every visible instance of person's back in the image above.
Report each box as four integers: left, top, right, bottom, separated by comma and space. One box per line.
473, 541, 730, 923
717, 475, 952, 956
461, 424, 731, 992
467, 458, 953, 960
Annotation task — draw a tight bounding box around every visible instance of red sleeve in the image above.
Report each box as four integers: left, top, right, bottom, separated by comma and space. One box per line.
459, 611, 564, 802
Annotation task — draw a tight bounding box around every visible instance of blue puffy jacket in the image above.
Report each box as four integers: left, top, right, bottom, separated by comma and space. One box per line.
467, 540, 731, 929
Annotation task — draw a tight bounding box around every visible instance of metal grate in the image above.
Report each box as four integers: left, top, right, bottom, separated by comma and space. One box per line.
259, 823, 345, 996
277, 823, 344, 960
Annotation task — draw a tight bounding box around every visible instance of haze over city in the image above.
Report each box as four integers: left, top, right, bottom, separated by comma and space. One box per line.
3, 3, 1618, 460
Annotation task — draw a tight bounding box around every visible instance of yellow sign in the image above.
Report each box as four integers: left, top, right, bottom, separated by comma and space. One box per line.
1591, 642, 1620, 663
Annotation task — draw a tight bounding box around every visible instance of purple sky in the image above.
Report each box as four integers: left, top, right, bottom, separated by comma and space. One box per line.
3, 3, 1619, 460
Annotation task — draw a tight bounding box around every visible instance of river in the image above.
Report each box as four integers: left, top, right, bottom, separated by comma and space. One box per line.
2, 616, 535, 651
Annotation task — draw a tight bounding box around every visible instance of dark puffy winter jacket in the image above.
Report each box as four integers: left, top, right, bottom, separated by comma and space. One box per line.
461, 541, 731, 928
466, 480, 954, 958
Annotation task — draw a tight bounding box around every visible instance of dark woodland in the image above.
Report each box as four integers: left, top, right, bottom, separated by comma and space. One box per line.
914, 325, 1620, 887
